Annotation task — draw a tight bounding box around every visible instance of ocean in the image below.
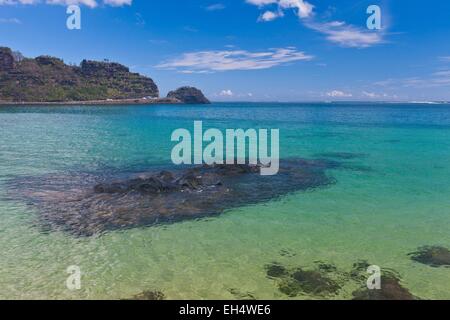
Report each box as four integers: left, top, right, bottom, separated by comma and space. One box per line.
0, 102, 449, 299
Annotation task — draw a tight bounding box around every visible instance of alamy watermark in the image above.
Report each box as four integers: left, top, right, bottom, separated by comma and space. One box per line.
367, 5, 382, 30
171, 121, 280, 175
66, 265, 81, 290
65, 5, 380, 31
367, 265, 382, 290
66, 5, 81, 30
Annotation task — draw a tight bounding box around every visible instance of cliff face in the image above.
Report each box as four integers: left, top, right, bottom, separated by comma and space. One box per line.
0, 47, 159, 102
167, 86, 210, 104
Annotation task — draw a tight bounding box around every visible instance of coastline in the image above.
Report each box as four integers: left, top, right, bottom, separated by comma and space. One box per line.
0, 97, 182, 106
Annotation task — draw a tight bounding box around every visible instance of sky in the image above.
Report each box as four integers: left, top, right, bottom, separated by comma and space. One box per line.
1, 0, 450, 102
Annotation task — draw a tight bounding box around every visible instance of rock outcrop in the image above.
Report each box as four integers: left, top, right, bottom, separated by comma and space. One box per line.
0, 47, 159, 102
167, 86, 210, 104
9, 159, 341, 236
0, 47, 15, 71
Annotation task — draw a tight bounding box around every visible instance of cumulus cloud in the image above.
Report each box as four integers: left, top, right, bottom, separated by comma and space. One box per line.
326, 90, 352, 98
259, 10, 281, 22
0, 0, 131, 7
219, 89, 233, 96
247, 0, 313, 19
156, 47, 313, 73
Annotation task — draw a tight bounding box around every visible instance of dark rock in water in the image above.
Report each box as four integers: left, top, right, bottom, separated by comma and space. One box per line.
279, 248, 296, 258
352, 273, 416, 300
315, 152, 366, 160
348, 260, 372, 282
265, 263, 289, 278
265, 259, 419, 300
265, 260, 342, 297
167, 86, 210, 104
8, 158, 339, 236
315, 261, 338, 273
228, 288, 256, 300
129, 290, 165, 300
352, 260, 371, 272
408, 246, 450, 267
279, 268, 341, 297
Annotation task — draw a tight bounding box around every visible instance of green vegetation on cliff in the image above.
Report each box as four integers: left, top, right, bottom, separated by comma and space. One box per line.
0, 47, 159, 102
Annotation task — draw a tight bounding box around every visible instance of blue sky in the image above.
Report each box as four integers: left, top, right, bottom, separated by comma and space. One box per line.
1, 0, 450, 101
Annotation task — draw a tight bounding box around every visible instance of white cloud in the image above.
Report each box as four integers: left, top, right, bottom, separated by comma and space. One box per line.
374, 70, 450, 89
439, 56, 450, 62
247, 0, 313, 19
0, 0, 33, 3
0, 0, 131, 7
46, 0, 97, 7
326, 90, 352, 98
104, 0, 131, 6
205, 3, 225, 11
0, 0, 37, 4
362, 91, 377, 98
247, 0, 384, 48
219, 89, 233, 96
0, 17, 21, 23
305, 20, 384, 48
259, 10, 281, 22
156, 47, 313, 72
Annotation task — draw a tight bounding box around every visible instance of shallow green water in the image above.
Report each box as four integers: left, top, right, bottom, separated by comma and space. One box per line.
0, 103, 449, 300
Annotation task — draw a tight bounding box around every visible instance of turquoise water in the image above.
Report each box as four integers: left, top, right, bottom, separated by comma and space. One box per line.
0, 102, 449, 300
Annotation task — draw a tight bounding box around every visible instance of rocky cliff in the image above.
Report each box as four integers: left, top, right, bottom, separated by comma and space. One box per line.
0, 47, 159, 102
167, 86, 210, 104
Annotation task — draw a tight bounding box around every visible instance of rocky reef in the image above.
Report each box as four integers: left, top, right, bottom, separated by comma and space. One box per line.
8, 159, 340, 236
409, 246, 450, 267
167, 86, 210, 104
351, 272, 416, 300
265, 258, 417, 300
127, 290, 165, 300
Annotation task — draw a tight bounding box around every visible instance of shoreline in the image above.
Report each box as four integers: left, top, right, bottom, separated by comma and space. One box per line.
0, 98, 182, 106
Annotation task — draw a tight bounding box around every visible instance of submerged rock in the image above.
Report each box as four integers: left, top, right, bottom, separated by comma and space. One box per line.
352, 273, 416, 300
408, 246, 450, 267
265, 259, 419, 300
265, 263, 289, 278
129, 290, 165, 300
278, 268, 341, 297
228, 288, 256, 300
8, 158, 339, 236
265, 262, 342, 298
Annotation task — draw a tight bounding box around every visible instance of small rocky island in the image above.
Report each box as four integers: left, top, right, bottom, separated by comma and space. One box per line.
167, 86, 210, 104
0, 47, 209, 105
